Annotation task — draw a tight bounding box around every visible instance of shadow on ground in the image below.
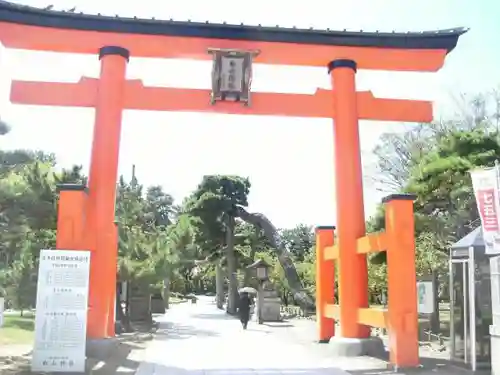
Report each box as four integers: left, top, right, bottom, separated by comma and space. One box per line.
0, 324, 153, 375
137, 362, 480, 375
85, 341, 144, 375
0, 341, 146, 375
262, 322, 294, 328
345, 351, 476, 374
86, 327, 155, 374
137, 363, 351, 375
0, 353, 32, 375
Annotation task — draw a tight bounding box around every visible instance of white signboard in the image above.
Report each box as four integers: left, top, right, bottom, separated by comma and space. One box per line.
417, 280, 434, 314
32, 250, 91, 373
0, 297, 4, 327
470, 167, 500, 255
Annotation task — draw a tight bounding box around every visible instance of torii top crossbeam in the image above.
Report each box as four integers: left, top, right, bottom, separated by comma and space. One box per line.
0, 1, 466, 70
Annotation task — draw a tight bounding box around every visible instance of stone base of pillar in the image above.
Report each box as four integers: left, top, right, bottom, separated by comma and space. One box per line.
328, 336, 385, 357
86, 337, 118, 361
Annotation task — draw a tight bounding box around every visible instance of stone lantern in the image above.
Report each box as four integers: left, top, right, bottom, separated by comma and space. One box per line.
247, 259, 281, 324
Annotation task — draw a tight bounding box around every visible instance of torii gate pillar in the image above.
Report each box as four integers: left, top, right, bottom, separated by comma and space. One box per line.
329, 59, 370, 338
86, 46, 129, 339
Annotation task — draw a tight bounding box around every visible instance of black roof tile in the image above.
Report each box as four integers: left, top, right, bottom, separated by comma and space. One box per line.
0, 1, 468, 52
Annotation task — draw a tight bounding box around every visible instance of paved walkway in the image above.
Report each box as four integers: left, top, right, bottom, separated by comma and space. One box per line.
135, 298, 351, 375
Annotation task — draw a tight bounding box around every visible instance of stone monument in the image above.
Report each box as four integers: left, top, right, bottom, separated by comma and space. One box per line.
254, 281, 282, 322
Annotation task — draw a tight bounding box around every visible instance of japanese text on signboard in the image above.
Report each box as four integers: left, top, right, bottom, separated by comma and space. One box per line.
477, 188, 499, 231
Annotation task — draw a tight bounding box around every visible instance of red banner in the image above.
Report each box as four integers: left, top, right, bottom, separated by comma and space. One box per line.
471, 167, 500, 255
477, 188, 500, 231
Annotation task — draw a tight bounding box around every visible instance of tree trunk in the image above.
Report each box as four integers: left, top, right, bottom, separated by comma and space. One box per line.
225, 216, 238, 315
235, 207, 315, 312
215, 262, 224, 310
124, 282, 132, 331
163, 276, 170, 310
117, 300, 132, 332
243, 246, 257, 286
430, 270, 441, 334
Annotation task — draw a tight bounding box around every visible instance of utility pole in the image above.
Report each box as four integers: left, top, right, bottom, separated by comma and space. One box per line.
131, 164, 137, 186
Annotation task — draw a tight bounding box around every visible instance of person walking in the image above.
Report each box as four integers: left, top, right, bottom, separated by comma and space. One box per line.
238, 292, 252, 330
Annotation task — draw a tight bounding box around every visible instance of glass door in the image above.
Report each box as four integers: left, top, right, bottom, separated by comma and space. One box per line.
450, 260, 471, 365
473, 259, 492, 368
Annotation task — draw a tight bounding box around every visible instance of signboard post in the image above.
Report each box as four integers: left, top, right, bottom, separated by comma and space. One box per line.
417, 279, 435, 315
31, 250, 91, 373
417, 273, 440, 335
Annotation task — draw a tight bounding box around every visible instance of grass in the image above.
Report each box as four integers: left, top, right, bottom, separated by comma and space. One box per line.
0, 313, 35, 345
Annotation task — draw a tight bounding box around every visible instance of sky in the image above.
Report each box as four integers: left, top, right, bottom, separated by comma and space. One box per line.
0, 0, 499, 229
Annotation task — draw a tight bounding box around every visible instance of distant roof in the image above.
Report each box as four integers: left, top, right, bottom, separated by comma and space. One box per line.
450, 227, 486, 258
451, 227, 484, 251
0, 1, 468, 52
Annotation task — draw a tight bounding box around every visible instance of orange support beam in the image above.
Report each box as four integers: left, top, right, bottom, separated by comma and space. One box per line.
357, 308, 388, 329
55, 184, 87, 250
10, 78, 97, 108
315, 226, 336, 343
324, 304, 340, 320
85, 46, 129, 339
10, 80, 433, 123
324, 232, 387, 260
384, 194, 419, 368
329, 59, 369, 339
324, 245, 339, 260
356, 232, 388, 255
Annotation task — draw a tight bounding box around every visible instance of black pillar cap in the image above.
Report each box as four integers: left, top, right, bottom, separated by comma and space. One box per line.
315, 225, 336, 231
56, 184, 88, 193
327, 59, 357, 74
381, 193, 417, 204
99, 46, 130, 62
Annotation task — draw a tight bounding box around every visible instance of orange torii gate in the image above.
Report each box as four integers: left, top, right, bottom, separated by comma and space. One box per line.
0, 1, 466, 368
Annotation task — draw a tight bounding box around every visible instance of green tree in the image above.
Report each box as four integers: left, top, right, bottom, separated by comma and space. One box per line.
2, 237, 37, 315
184, 175, 251, 314
278, 224, 314, 261
235, 222, 270, 285
408, 129, 500, 244
145, 185, 177, 227
363, 89, 500, 306
115, 173, 185, 324
367, 90, 500, 194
